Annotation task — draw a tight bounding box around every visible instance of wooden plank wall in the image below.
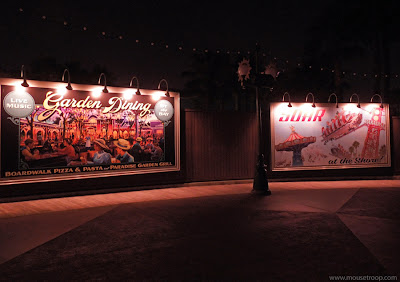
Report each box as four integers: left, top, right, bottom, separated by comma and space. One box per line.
185, 110, 258, 182
392, 117, 400, 173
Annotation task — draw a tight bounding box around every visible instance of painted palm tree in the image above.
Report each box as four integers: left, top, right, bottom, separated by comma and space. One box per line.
352, 141, 360, 157
25, 105, 41, 139
349, 146, 355, 157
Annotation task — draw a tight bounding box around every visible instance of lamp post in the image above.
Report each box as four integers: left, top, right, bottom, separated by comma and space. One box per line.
252, 88, 272, 195
251, 43, 271, 195
237, 45, 272, 195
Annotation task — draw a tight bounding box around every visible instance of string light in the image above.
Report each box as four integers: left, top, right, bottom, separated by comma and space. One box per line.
10, 8, 400, 79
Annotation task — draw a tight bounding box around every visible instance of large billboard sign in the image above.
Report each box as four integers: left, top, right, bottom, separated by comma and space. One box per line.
0, 78, 180, 181
270, 102, 391, 171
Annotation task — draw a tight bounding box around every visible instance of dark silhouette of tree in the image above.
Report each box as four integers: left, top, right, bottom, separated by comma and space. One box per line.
10, 57, 117, 86
182, 52, 241, 111
304, 0, 400, 100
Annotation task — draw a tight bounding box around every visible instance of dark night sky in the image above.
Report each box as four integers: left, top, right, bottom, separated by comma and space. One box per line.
1, 1, 399, 91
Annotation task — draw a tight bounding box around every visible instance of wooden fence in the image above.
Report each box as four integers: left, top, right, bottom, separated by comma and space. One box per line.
184, 110, 259, 182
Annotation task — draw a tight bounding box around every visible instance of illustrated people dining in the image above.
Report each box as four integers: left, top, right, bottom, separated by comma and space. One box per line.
129, 137, 143, 162
20, 138, 40, 168
42, 139, 54, 153
113, 139, 134, 163
56, 138, 77, 163
91, 139, 112, 165
151, 141, 163, 161
79, 139, 112, 165
85, 136, 91, 151
143, 137, 155, 161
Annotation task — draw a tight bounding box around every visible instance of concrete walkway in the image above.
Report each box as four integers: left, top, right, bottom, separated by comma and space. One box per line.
0, 180, 399, 280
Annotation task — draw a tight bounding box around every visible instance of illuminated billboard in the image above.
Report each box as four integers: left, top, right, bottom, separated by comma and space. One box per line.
270, 102, 391, 171
0, 78, 180, 181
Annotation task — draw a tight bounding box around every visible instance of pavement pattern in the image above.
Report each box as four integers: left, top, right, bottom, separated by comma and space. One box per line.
0, 180, 399, 281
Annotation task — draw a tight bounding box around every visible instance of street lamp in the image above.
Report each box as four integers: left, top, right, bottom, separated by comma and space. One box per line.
251, 43, 271, 195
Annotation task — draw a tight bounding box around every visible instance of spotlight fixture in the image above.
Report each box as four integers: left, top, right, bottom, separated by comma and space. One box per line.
350, 93, 361, 108
158, 79, 170, 97
305, 92, 316, 108
62, 69, 73, 90
370, 93, 384, 109
21, 65, 29, 87
129, 76, 141, 95
98, 73, 108, 93
328, 93, 338, 108
282, 92, 292, 107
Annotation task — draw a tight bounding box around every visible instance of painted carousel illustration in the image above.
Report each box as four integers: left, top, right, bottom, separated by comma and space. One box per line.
275, 126, 316, 166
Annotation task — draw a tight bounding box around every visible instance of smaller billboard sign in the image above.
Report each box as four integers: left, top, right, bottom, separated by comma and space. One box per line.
270, 102, 391, 171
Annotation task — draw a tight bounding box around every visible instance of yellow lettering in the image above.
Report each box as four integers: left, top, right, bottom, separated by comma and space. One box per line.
140, 103, 151, 117
38, 91, 63, 121
60, 99, 71, 107
76, 96, 90, 108
103, 97, 122, 113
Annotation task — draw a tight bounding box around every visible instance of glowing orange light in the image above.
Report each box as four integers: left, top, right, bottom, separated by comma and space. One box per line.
152, 92, 163, 101
57, 86, 67, 96
123, 90, 134, 100
91, 88, 102, 98
343, 103, 361, 113
14, 83, 27, 94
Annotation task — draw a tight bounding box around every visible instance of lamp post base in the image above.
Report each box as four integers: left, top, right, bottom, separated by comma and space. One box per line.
252, 154, 271, 195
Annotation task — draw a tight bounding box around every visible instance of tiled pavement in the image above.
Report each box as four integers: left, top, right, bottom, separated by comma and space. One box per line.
0, 180, 399, 280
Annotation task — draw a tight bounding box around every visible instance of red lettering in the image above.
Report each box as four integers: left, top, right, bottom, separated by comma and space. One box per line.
313, 109, 325, 121
279, 109, 326, 122
278, 114, 290, 122
301, 111, 313, 122
290, 110, 301, 122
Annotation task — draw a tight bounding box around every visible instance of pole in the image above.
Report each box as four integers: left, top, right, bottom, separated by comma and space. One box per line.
252, 43, 271, 195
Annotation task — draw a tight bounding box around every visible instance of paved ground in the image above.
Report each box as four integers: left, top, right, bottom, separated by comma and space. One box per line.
0, 180, 399, 281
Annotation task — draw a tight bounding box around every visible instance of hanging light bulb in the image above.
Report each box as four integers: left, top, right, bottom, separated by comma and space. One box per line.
305, 92, 316, 108
98, 73, 108, 93
328, 93, 338, 108
129, 76, 141, 95
370, 93, 384, 109
158, 79, 170, 97
350, 93, 361, 108
21, 65, 29, 87
282, 92, 292, 107
62, 69, 73, 90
